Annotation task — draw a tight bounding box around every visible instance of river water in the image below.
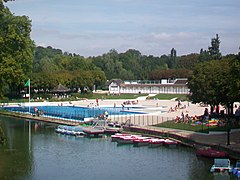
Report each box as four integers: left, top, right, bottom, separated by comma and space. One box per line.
0, 115, 235, 180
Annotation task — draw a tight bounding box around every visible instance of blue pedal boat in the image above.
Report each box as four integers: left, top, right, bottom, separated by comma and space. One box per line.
233, 160, 240, 178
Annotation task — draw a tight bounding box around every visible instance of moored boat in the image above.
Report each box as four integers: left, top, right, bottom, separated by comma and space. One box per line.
111, 133, 131, 142
117, 135, 141, 144
210, 158, 233, 173
55, 125, 85, 136
163, 139, 178, 147
233, 160, 240, 178
55, 125, 66, 134
196, 147, 228, 158
133, 137, 152, 147
72, 126, 85, 136
148, 138, 165, 148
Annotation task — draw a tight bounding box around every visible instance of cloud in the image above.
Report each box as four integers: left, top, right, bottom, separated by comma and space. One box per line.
150, 32, 171, 41
7, 0, 240, 57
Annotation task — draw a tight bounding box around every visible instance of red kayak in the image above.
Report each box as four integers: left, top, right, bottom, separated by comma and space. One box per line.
196, 147, 228, 158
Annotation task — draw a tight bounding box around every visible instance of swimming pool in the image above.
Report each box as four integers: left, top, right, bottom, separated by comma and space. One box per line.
2, 106, 146, 121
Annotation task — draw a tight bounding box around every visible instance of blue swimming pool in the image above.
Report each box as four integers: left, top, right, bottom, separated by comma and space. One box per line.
2, 105, 146, 121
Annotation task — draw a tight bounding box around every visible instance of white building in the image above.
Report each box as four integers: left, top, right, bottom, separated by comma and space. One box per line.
108, 78, 189, 94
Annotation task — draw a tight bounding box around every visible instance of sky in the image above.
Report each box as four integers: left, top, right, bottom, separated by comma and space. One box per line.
5, 0, 240, 57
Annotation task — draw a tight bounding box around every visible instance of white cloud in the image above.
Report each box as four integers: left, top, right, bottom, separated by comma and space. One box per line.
150, 32, 171, 41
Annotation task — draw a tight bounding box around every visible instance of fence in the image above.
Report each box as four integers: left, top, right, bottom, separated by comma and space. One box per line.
109, 114, 240, 133
109, 114, 174, 126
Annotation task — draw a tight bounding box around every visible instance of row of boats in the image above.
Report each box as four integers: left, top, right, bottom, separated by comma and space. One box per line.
55, 124, 123, 137
210, 159, 240, 178
55, 125, 86, 136
111, 133, 179, 147
55, 126, 179, 148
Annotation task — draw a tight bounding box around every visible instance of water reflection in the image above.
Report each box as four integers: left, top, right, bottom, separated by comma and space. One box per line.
0, 116, 32, 179
0, 115, 235, 180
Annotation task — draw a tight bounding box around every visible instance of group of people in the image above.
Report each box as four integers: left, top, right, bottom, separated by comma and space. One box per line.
168, 100, 187, 113
122, 100, 138, 105
175, 113, 197, 124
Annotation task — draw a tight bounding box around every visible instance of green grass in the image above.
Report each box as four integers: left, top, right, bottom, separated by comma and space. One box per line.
152, 94, 188, 101
95, 93, 149, 100
155, 120, 237, 133
70, 93, 149, 100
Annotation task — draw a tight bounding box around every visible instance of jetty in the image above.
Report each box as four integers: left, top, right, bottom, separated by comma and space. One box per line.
123, 125, 240, 159
0, 111, 82, 126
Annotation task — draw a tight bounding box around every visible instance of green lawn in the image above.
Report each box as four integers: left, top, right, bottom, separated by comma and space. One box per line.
155, 120, 237, 133
152, 94, 188, 101
71, 93, 149, 100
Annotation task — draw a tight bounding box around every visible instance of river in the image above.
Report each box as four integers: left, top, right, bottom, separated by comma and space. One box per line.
0, 115, 235, 180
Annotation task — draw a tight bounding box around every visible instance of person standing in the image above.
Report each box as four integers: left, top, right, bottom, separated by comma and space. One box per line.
104, 111, 109, 119
203, 108, 209, 122
235, 106, 240, 122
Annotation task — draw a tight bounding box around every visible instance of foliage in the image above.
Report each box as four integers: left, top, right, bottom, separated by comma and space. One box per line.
31, 46, 107, 94
0, 1, 34, 98
176, 54, 199, 70
168, 48, 177, 68
208, 34, 221, 60
149, 69, 192, 79
92, 49, 170, 80
188, 56, 240, 115
199, 48, 211, 62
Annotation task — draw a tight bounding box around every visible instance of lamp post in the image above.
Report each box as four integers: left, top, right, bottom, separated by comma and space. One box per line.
227, 115, 231, 145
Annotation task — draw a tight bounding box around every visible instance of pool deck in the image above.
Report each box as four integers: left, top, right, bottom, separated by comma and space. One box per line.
10, 98, 222, 117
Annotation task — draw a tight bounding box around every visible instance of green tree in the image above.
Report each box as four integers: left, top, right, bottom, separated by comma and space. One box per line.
91, 70, 107, 90
188, 56, 239, 116
176, 53, 199, 70
167, 48, 177, 68
208, 34, 221, 60
0, 1, 34, 98
199, 48, 210, 62
149, 69, 192, 80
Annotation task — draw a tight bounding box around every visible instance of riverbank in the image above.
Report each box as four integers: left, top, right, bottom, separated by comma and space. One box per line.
0, 111, 82, 126
123, 125, 240, 159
